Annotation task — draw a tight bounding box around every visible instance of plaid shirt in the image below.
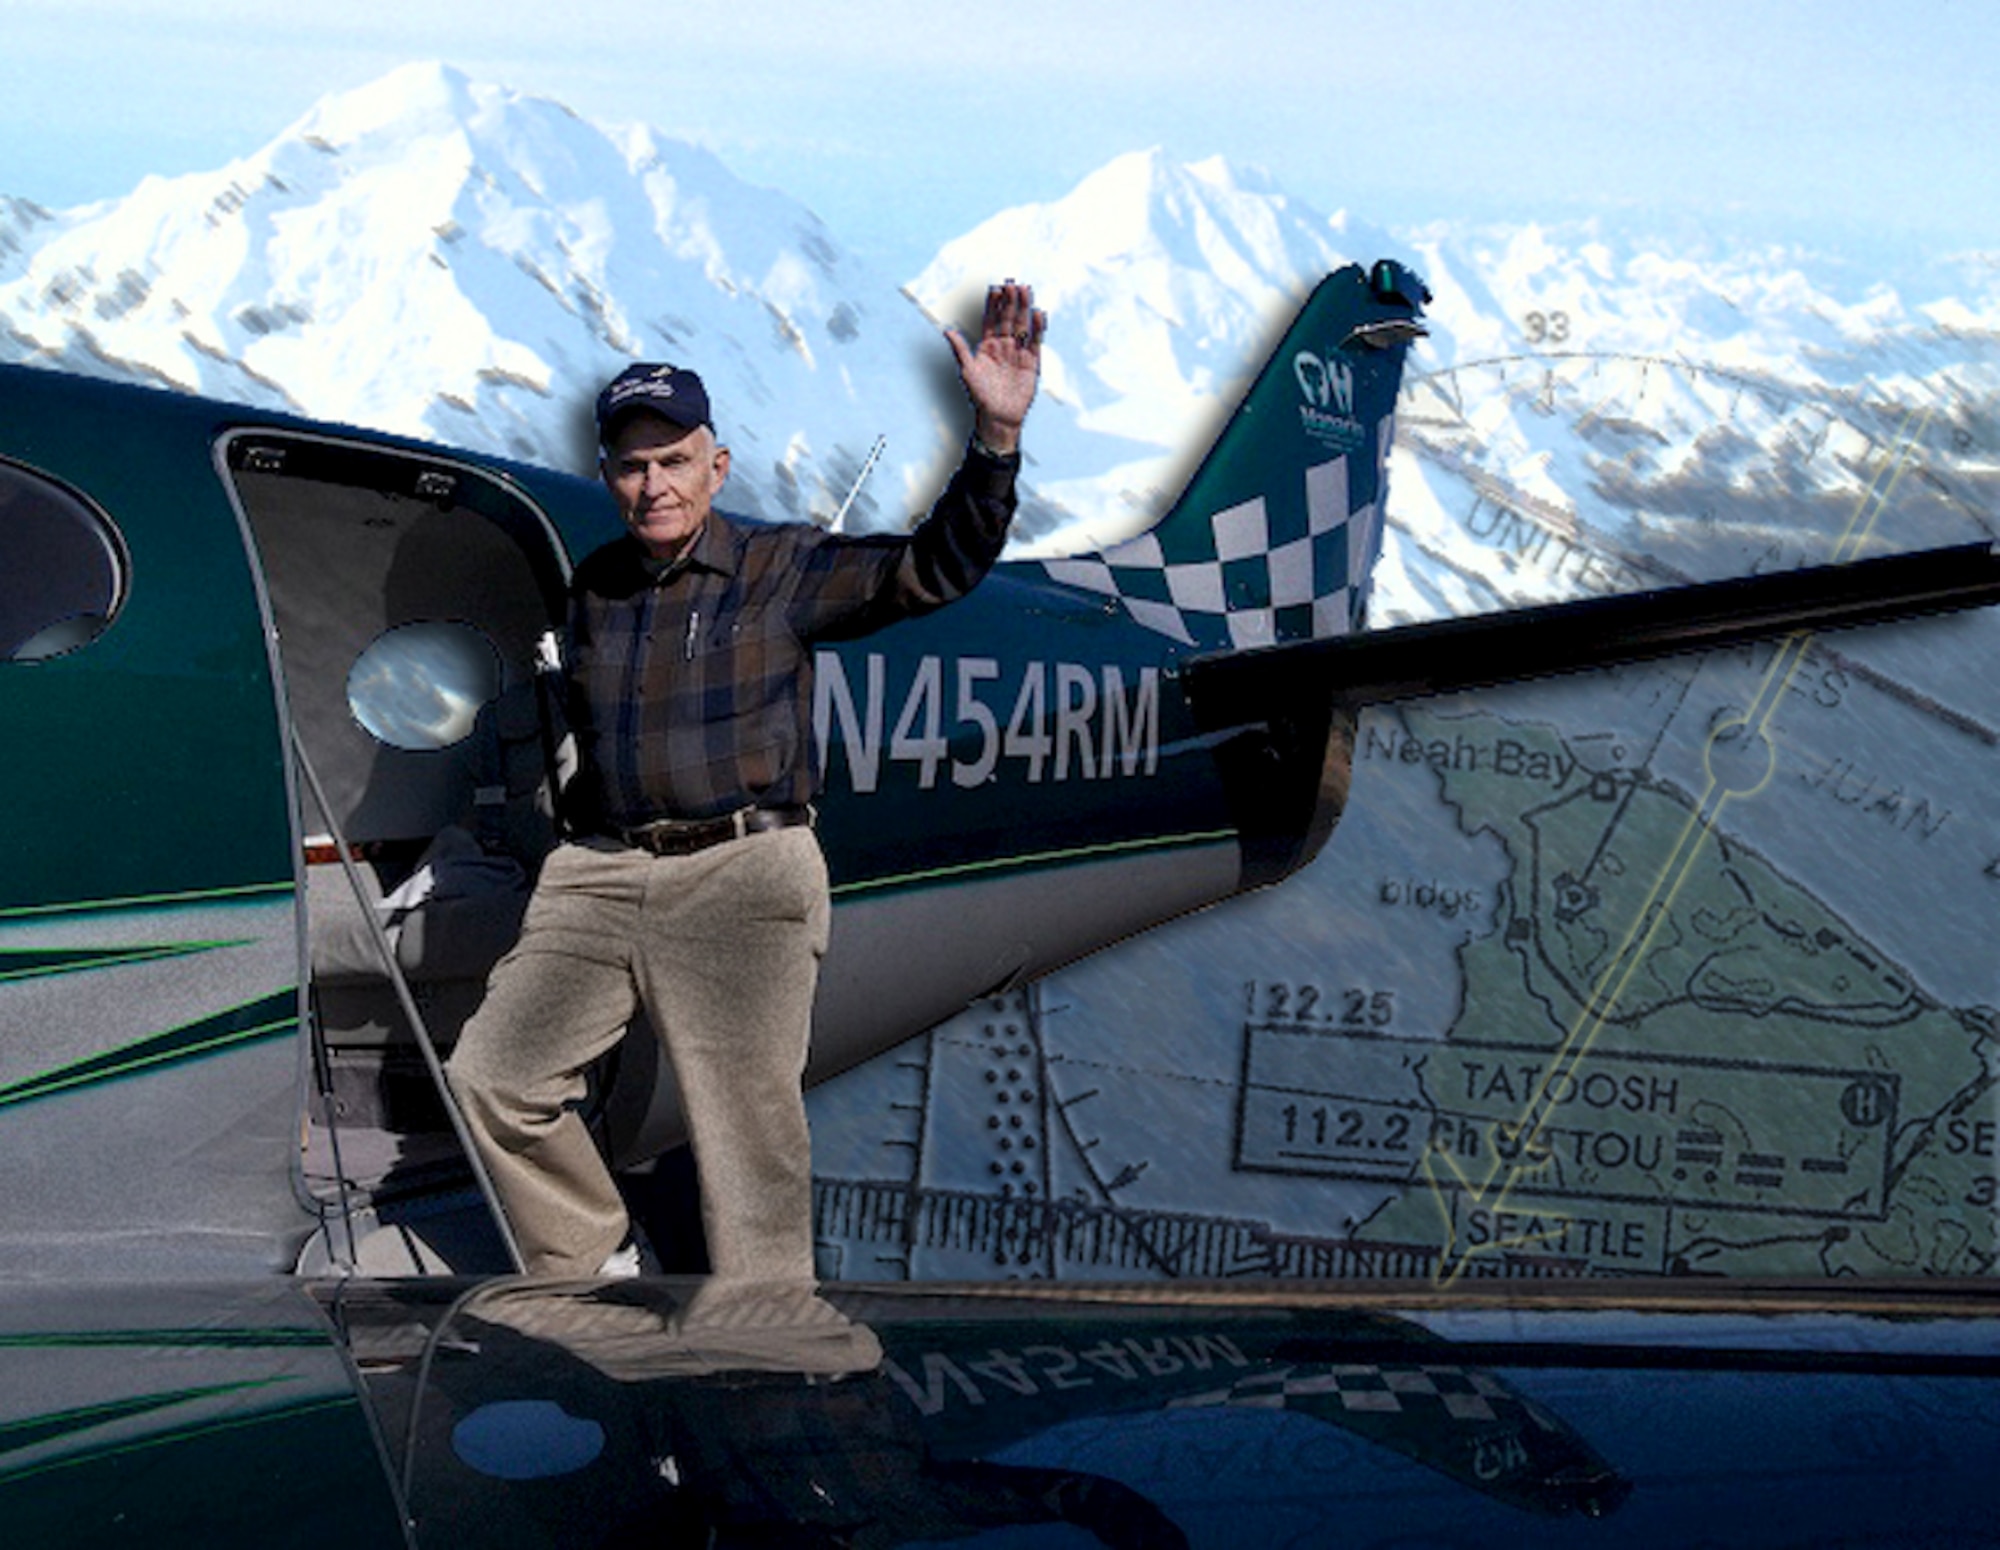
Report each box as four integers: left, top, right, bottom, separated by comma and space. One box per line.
564, 447, 1018, 828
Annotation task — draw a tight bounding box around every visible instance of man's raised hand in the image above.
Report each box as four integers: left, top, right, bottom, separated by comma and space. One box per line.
947, 279, 1046, 455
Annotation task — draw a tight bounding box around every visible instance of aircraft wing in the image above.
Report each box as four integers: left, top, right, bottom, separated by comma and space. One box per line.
1184, 540, 2000, 726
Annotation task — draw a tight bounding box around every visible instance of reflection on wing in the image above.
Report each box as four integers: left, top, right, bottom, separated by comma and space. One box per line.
373, 1277, 1626, 1545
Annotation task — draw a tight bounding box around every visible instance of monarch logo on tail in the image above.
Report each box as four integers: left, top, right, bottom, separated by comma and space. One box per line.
1041, 261, 1427, 652
1295, 350, 1355, 413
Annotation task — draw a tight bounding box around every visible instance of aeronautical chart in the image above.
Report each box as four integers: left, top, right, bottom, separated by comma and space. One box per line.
806, 344, 2000, 1285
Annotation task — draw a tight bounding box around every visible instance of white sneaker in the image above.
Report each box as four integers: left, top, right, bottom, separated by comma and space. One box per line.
596, 1233, 662, 1278
597, 1241, 642, 1278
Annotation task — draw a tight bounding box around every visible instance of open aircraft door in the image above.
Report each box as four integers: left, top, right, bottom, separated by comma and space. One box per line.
216, 430, 576, 1270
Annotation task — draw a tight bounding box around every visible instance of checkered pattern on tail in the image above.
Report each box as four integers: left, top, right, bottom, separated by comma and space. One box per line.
1039, 420, 1391, 651
1166, 1362, 1512, 1423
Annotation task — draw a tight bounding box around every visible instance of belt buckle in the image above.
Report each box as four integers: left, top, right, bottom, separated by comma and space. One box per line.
625, 803, 810, 855
625, 810, 737, 856
625, 817, 684, 855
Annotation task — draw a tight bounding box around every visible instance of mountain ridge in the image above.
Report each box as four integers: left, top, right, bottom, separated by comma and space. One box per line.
2, 62, 1994, 612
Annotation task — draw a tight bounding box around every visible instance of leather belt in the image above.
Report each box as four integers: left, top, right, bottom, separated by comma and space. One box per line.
613, 804, 814, 858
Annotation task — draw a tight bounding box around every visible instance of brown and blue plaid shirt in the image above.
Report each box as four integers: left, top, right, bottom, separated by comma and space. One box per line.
563, 447, 1018, 829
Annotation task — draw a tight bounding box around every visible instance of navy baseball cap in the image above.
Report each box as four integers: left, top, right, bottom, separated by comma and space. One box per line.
595, 363, 712, 442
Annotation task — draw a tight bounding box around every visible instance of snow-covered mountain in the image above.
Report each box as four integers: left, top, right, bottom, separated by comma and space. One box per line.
0, 62, 968, 534
4, 62, 1997, 616
908, 147, 1407, 550
1372, 222, 2000, 621
911, 150, 2000, 616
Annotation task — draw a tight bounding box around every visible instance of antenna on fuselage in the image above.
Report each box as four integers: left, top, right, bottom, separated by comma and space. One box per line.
829, 435, 886, 533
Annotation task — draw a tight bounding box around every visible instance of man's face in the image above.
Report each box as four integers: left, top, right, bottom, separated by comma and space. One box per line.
601, 412, 730, 559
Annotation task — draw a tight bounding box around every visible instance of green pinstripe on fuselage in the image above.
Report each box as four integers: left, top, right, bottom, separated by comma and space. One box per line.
0, 370, 310, 1275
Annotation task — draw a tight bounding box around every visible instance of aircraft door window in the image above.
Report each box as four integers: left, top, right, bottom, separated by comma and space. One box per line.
0, 457, 126, 661
347, 619, 504, 752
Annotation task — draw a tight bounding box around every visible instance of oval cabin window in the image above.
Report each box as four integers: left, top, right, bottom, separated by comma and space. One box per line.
0, 459, 126, 661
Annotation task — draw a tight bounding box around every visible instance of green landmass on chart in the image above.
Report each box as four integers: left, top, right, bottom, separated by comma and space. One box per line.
1352, 703, 1996, 1278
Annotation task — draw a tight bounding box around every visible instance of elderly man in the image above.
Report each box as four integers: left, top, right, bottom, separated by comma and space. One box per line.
449, 282, 1045, 1279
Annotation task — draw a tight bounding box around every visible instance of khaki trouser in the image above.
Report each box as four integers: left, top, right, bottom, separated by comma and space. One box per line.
447, 828, 831, 1278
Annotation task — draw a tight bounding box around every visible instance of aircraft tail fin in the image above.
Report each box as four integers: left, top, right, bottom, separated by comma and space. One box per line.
1039, 261, 1427, 649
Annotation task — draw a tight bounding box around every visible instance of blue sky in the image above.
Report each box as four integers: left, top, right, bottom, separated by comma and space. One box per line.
4, 0, 1994, 277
